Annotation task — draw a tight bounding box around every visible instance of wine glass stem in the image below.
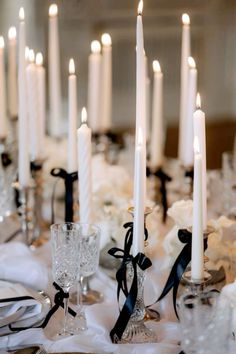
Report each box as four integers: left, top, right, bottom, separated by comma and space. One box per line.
63, 294, 69, 335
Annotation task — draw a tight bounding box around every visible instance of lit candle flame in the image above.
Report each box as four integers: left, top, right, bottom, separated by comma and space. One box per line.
49, 4, 58, 17
81, 107, 87, 124
153, 60, 161, 73
182, 13, 190, 26
138, 128, 143, 146
29, 49, 35, 63
8, 27, 17, 40
91, 40, 101, 54
188, 56, 196, 69
25, 46, 29, 60
138, 0, 143, 15
36, 52, 43, 66
196, 93, 201, 109
69, 58, 75, 75
0, 37, 5, 49
194, 136, 200, 154
101, 33, 112, 47
19, 7, 25, 21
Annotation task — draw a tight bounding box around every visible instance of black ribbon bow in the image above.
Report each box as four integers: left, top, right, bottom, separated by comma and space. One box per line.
51, 167, 78, 223
146, 166, 172, 223
9, 282, 77, 332
153, 229, 208, 318
108, 222, 152, 343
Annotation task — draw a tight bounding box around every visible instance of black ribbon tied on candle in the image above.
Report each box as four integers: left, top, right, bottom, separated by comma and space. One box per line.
108, 222, 152, 343
51, 167, 78, 223
9, 282, 77, 331
154, 228, 208, 318
146, 166, 172, 223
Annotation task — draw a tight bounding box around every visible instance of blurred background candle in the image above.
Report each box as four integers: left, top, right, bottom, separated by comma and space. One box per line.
68, 58, 77, 173
191, 136, 204, 281
36, 52, 45, 159
7, 27, 17, 119
48, 3, 61, 138
77, 107, 92, 223
87, 40, 101, 133
145, 55, 150, 142
26, 49, 39, 161
179, 13, 191, 164
193, 93, 207, 230
182, 56, 197, 168
0, 36, 7, 140
101, 33, 112, 132
150, 60, 163, 169
18, 7, 30, 186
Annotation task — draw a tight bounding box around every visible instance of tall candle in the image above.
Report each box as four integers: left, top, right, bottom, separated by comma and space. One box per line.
145, 55, 150, 141
193, 94, 207, 230
133, 0, 146, 255
48, 4, 61, 138
133, 129, 145, 255
36, 52, 46, 158
101, 33, 112, 132
7, 27, 17, 119
182, 57, 197, 167
87, 40, 101, 133
0, 37, 7, 140
191, 136, 204, 281
68, 58, 77, 173
179, 13, 191, 163
26, 49, 40, 161
77, 108, 92, 223
150, 60, 163, 168
18, 8, 30, 186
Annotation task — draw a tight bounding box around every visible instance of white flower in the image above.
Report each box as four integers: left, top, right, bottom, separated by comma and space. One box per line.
167, 199, 193, 228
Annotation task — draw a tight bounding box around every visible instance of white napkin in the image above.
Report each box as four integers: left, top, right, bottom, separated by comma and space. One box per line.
0, 242, 48, 290
0, 281, 42, 327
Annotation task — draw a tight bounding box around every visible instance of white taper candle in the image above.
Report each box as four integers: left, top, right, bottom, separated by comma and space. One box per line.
100, 33, 112, 132
191, 136, 204, 281
77, 107, 92, 223
150, 60, 163, 168
0, 37, 7, 140
68, 58, 77, 173
18, 8, 30, 186
193, 94, 207, 230
182, 56, 197, 167
88, 40, 101, 133
48, 4, 61, 138
36, 53, 46, 158
179, 13, 191, 163
7, 27, 18, 119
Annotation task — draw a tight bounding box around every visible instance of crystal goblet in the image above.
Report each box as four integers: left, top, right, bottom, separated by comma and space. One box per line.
51, 222, 80, 338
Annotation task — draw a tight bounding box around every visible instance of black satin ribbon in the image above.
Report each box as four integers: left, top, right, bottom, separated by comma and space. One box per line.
152, 229, 208, 318
108, 222, 152, 343
146, 166, 172, 223
1, 152, 12, 168
185, 168, 194, 181
9, 282, 77, 332
50, 167, 78, 223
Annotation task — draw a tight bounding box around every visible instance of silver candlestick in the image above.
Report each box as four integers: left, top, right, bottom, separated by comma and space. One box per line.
30, 158, 49, 248
12, 180, 35, 247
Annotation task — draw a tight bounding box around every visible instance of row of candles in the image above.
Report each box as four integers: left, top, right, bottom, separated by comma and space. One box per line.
0, 1, 206, 281
133, 3, 207, 282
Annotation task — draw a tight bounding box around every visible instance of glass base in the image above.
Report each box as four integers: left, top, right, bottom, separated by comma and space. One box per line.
144, 308, 160, 322
52, 330, 74, 340
118, 320, 157, 344
82, 289, 103, 305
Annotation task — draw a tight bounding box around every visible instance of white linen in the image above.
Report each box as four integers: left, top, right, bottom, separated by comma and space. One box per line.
0, 242, 48, 290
